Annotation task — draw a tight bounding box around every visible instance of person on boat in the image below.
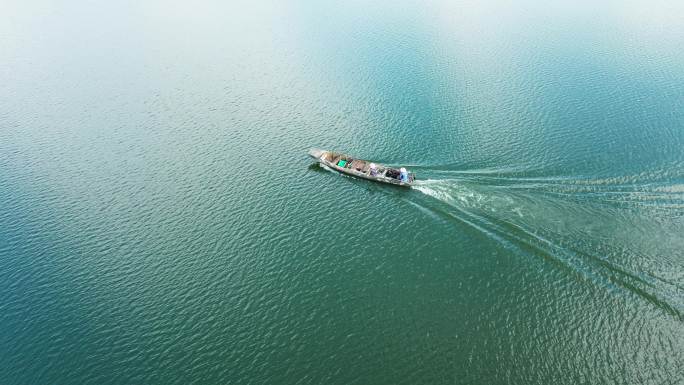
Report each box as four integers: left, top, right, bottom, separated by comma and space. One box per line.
369, 163, 378, 176
399, 167, 409, 183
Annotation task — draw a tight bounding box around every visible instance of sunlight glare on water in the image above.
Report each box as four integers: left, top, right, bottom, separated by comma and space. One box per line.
0, 0, 682, 384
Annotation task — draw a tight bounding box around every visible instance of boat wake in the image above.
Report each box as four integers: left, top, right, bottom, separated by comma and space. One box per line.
410, 172, 684, 320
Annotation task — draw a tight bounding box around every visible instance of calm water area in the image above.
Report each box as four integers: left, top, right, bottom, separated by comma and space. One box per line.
1, 1, 683, 384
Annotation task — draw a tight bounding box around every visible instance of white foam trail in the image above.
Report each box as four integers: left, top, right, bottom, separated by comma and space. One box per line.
409, 175, 684, 319
413, 179, 498, 213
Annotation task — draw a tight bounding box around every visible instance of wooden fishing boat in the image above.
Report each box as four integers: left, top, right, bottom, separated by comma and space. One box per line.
308, 149, 415, 187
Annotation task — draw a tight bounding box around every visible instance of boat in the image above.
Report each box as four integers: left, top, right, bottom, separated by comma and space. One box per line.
308, 148, 415, 187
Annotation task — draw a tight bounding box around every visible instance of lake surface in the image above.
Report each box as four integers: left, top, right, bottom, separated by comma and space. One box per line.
1, 1, 683, 384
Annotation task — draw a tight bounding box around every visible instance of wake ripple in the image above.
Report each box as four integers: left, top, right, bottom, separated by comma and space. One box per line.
411, 175, 684, 321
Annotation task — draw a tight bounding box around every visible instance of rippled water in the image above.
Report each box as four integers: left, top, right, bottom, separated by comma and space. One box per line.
1, 1, 683, 384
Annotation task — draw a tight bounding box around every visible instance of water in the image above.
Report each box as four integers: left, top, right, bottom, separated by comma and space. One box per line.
1, 1, 683, 384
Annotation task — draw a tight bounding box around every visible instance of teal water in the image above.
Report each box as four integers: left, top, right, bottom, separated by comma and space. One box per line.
1, 1, 683, 384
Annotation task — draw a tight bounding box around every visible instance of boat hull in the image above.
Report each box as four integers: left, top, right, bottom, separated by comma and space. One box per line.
308, 148, 414, 187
